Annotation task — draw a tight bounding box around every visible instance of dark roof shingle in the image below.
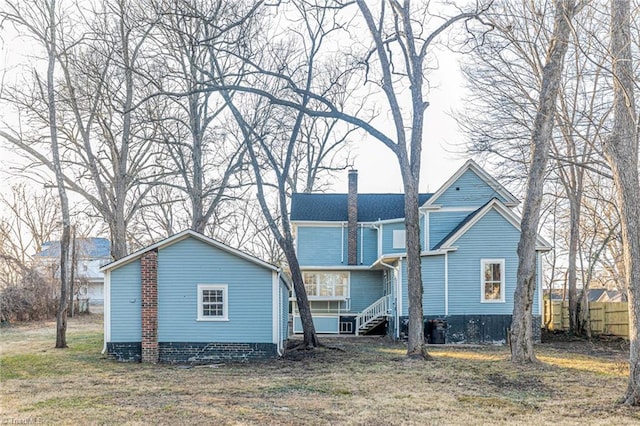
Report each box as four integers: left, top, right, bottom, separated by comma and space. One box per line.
37, 238, 111, 258
290, 193, 433, 222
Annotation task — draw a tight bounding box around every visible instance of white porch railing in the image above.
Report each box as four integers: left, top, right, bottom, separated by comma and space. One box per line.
355, 294, 392, 335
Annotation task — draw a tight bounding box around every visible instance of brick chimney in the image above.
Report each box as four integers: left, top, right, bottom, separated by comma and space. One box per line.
348, 169, 358, 265
141, 249, 158, 363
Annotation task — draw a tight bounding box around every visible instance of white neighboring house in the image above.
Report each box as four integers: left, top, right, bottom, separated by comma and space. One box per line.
35, 238, 111, 305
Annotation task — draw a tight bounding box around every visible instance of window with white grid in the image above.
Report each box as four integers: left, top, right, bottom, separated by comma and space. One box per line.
197, 284, 228, 321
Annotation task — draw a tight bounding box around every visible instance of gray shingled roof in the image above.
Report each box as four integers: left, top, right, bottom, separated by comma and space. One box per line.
37, 238, 111, 258
290, 193, 433, 222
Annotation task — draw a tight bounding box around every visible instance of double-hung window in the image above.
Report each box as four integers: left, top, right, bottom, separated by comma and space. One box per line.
197, 284, 228, 321
481, 259, 505, 303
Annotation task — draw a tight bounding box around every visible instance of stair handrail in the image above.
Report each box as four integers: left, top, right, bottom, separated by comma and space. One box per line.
355, 294, 392, 335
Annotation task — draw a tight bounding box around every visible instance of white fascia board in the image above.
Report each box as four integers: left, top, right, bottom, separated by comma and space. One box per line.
421, 159, 519, 208
437, 199, 552, 250
421, 249, 454, 256
422, 206, 480, 213
370, 217, 406, 225
371, 249, 452, 269
100, 229, 278, 272
370, 255, 402, 269
294, 220, 389, 227
300, 265, 371, 271
291, 220, 348, 227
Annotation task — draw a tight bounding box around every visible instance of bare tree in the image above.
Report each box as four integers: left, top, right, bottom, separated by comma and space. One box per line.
2, 0, 163, 260
215, 0, 490, 358
1, 0, 73, 347
0, 184, 60, 288
603, 0, 640, 406
510, 0, 583, 363
213, 1, 359, 348
147, 0, 253, 233
459, 0, 618, 339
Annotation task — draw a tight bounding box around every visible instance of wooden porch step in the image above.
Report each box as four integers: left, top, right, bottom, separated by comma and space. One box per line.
359, 316, 387, 334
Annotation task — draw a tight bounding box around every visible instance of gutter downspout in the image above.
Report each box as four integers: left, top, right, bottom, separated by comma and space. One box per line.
277, 269, 284, 356
340, 223, 345, 263
360, 223, 364, 265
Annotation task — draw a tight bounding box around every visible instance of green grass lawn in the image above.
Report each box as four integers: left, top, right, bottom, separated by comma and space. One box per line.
1, 315, 639, 425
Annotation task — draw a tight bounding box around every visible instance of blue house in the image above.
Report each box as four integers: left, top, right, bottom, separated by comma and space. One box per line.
290, 160, 551, 343
101, 230, 289, 363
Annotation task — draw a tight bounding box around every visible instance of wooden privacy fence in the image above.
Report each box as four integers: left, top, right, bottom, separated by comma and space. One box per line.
543, 300, 629, 339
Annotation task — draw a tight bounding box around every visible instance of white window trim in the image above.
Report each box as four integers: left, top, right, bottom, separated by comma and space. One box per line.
301, 271, 350, 300
197, 284, 229, 321
480, 259, 505, 303
392, 229, 406, 249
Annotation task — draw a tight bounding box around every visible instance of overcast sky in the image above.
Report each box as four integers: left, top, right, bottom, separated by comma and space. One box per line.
0, 12, 469, 198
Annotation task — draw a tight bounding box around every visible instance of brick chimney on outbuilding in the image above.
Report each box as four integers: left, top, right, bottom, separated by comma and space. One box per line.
348, 169, 358, 265
141, 249, 158, 363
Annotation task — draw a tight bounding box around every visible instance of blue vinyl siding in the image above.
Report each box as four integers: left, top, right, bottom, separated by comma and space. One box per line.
400, 255, 446, 316
297, 226, 344, 266
110, 260, 141, 342
400, 260, 408, 317
436, 169, 506, 208
447, 209, 524, 315
294, 316, 339, 333
423, 255, 446, 315
382, 222, 407, 254
157, 238, 273, 343
429, 211, 473, 250
349, 270, 384, 312
359, 226, 378, 265
297, 224, 378, 267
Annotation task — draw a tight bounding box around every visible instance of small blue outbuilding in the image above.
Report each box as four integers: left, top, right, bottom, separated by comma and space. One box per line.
100, 230, 289, 363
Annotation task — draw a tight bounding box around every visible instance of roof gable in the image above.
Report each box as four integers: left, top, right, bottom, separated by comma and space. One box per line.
100, 230, 278, 272
434, 198, 552, 251
291, 193, 432, 222
422, 160, 519, 209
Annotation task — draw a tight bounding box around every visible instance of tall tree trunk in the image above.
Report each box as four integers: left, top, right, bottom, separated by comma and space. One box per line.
190, 92, 205, 233
69, 225, 76, 317
403, 169, 427, 357
46, 0, 71, 349
604, 0, 640, 406
282, 241, 319, 348
568, 192, 581, 333
219, 87, 320, 348
109, 0, 134, 262
511, 0, 579, 363
110, 212, 127, 260
579, 278, 591, 339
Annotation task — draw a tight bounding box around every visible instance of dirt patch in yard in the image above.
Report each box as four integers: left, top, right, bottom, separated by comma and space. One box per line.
1, 318, 639, 425
541, 329, 629, 360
